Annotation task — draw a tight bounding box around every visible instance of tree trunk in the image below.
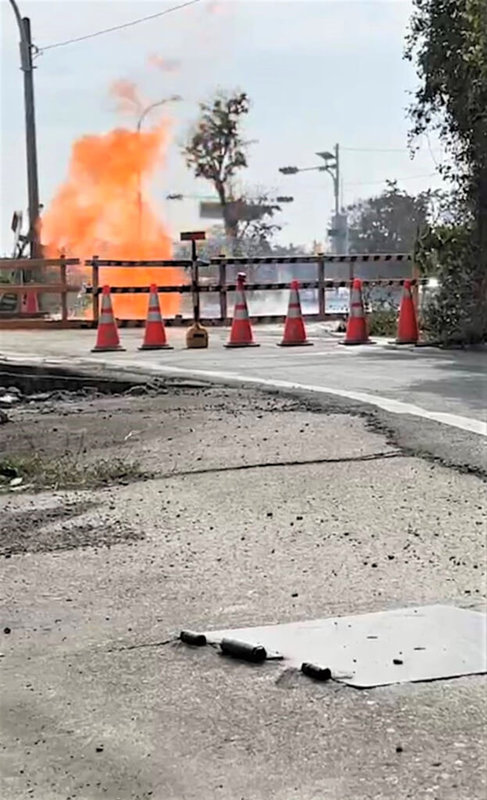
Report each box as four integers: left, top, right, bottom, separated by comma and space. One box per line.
215, 184, 239, 256
472, 168, 487, 341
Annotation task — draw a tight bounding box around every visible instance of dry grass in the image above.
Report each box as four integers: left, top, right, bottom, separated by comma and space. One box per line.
0, 452, 148, 492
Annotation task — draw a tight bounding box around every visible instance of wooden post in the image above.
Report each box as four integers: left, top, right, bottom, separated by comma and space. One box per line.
412, 260, 420, 312
317, 253, 326, 319
218, 258, 227, 322
92, 255, 99, 324
60, 253, 68, 322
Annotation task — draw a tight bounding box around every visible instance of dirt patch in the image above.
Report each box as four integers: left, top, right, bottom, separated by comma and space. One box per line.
0, 369, 404, 557
0, 501, 143, 556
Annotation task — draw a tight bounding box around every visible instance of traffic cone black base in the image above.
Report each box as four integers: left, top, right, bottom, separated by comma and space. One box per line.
139, 343, 173, 351
225, 342, 260, 348
339, 339, 375, 346
92, 345, 126, 352
278, 340, 313, 347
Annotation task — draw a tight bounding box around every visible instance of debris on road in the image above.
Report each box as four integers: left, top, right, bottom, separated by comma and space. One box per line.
198, 605, 487, 688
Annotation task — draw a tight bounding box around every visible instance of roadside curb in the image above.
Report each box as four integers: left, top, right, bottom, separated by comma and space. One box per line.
1, 350, 485, 438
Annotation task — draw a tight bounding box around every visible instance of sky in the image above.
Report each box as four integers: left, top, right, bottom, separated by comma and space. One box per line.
0, 0, 446, 255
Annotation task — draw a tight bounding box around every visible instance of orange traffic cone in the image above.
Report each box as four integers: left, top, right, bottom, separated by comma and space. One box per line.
139, 284, 172, 350
278, 280, 313, 346
342, 278, 370, 345
225, 273, 259, 348
91, 285, 125, 352
21, 288, 39, 315
396, 280, 419, 344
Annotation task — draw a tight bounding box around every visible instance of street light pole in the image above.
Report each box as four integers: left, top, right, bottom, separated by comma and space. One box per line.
135, 96, 181, 256
279, 144, 347, 253
9, 0, 41, 258
333, 142, 340, 217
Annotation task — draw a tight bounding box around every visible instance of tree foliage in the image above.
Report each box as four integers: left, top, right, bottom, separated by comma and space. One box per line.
346, 181, 437, 254
406, 0, 487, 343
183, 90, 251, 241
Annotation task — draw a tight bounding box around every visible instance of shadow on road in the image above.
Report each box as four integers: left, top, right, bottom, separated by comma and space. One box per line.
357, 347, 487, 412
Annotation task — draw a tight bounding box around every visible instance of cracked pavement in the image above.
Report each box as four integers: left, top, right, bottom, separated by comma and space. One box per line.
0, 379, 486, 800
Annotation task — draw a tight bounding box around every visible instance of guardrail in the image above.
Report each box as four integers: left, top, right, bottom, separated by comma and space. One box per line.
0, 252, 419, 328
0, 256, 82, 320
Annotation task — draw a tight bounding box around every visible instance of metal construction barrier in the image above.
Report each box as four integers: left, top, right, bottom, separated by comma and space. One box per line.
0, 256, 82, 322
0, 252, 424, 329
84, 252, 420, 326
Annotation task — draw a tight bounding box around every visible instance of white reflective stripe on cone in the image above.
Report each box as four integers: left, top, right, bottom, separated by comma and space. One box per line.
287, 303, 301, 319
146, 311, 162, 322
234, 306, 249, 320
349, 290, 364, 317
98, 312, 115, 324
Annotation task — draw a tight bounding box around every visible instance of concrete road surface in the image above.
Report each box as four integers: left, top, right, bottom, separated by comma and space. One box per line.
1, 329, 486, 800
0, 325, 485, 430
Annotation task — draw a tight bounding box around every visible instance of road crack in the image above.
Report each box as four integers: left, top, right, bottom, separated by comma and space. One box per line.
158, 450, 404, 480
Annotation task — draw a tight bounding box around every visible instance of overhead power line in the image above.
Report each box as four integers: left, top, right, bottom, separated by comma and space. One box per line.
342, 146, 443, 155
39, 0, 203, 52
342, 146, 411, 153
345, 173, 438, 187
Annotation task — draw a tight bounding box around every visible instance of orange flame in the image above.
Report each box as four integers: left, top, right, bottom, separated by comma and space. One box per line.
41, 108, 182, 318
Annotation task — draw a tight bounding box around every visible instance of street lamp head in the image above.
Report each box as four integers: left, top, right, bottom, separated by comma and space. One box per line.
279, 166, 299, 175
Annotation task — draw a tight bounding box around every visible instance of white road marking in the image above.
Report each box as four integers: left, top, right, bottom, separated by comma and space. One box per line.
119, 362, 486, 437
2, 351, 485, 437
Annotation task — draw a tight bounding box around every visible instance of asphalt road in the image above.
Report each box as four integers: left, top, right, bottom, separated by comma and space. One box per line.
1, 328, 486, 800
0, 325, 486, 427
1, 385, 486, 800
1, 325, 486, 477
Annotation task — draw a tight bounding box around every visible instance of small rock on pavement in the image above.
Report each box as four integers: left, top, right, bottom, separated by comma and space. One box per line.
0, 409, 9, 425
0, 394, 20, 408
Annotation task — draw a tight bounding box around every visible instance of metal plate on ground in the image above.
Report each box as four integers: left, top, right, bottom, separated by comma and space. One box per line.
205, 605, 487, 688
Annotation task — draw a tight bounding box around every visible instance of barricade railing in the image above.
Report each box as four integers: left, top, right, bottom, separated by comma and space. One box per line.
0, 252, 421, 327
85, 252, 417, 324
0, 256, 82, 320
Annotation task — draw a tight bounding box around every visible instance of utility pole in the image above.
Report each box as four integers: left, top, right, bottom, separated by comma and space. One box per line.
279, 143, 348, 254
9, 1, 41, 258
